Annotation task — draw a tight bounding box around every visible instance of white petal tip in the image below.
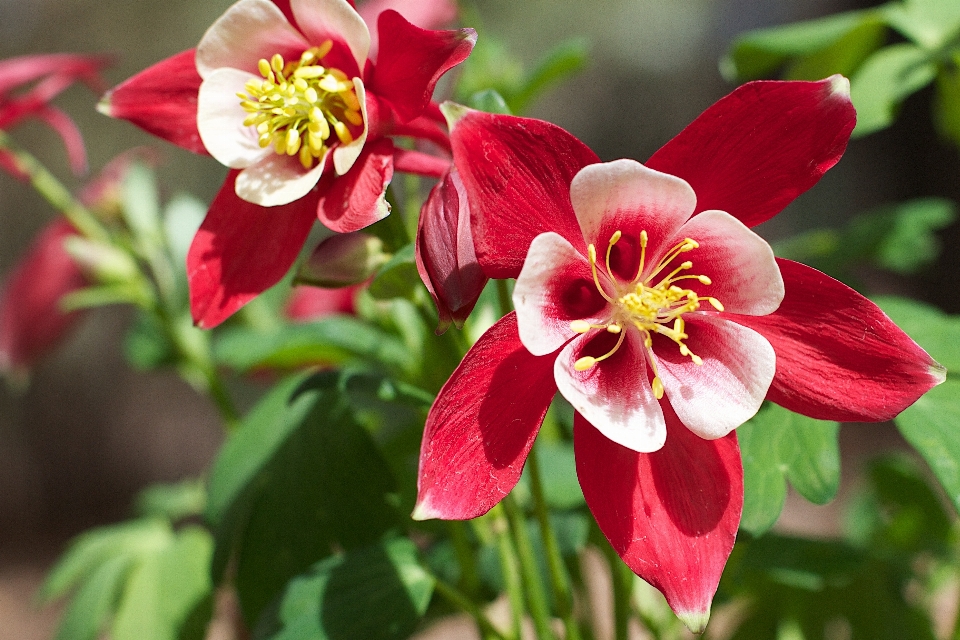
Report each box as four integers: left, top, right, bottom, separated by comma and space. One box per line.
440, 101, 473, 131
411, 499, 441, 521
676, 607, 711, 635
96, 94, 113, 117
930, 361, 948, 386
826, 74, 851, 99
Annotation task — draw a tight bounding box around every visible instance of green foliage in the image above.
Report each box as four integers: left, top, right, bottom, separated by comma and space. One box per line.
205, 371, 403, 626
42, 519, 213, 640
738, 403, 841, 536
773, 198, 956, 285
253, 538, 435, 640
723, 0, 960, 142
368, 243, 419, 300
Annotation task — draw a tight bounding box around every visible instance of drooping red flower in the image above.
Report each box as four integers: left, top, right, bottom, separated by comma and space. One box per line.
99, 0, 474, 328
0, 220, 87, 382
413, 77, 946, 631
0, 53, 109, 177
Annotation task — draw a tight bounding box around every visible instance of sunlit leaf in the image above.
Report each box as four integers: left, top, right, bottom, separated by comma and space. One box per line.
883, 0, 960, 49
934, 58, 960, 147
850, 43, 937, 137
369, 244, 419, 300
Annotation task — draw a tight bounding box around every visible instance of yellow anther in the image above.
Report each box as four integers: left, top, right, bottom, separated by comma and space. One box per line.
333, 120, 353, 145
575, 356, 597, 371
698, 275, 712, 285
314, 40, 334, 59
299, 144, 313, 169
271, 54, 285, 74
708, 298, 724, 312
570, 320, 592, 333
258, 58, 271, 77
610, 230, 622, 245
652, 376, 664, 399
343, 108, 363, 126
294, 66, 327, 79
587, 244, 597, 264
691, 354, 704, 366
285, 128, 300, 155
304, 87, 319, 104
640, 230, 648, 247
684, 239, 699, 250
607, 324, 621, 334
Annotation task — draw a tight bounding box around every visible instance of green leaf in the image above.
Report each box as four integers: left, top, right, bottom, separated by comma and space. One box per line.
255, 538, 434, 640
125, 311, 176, 371
521, 441, 584, 509
206, 372, 400, 624
935, 59, 960, 147
467, 88, 512, 115
722, 10, 881, 81
121, 163, 163, 249
368, 244, 419, 300
895, 381, 960, 513
738, 404, 840, 536
864, 198, 956, 274
873, 296, 960, 371
883, 0, 960, 49
53, 555, 133, 640
850, 43, 937, 137
213, 316, 410, 374
783, 18, 886, 81
135, 479, 206, 521
111, 526, 214, 640
162, 194, 206, 270
508, 38, 589, 114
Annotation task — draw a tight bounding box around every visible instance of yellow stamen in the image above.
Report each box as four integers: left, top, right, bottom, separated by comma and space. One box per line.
238, 42, 362, 169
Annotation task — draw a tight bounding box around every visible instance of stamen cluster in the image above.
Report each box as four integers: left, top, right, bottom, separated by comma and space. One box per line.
238, 42, 363, 170
571, 229, 724, 399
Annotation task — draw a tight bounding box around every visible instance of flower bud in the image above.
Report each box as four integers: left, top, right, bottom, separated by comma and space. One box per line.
415, 169, 488, 334
62, 236, 139, 284
297, 232, 389, 288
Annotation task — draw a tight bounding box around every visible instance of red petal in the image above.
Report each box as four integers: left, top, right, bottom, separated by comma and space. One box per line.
317, 138, 394, 233
369, 11, 475, 123
284, 284, 358, 321
729, 259, 945, 422
0, 219, 87, 376
646, 77, 855, 228
99, 50, 208, 155
359, 0, 457, 59
188, 171, 318, 328
575, 407, 742, 632
270, 0, 298, 28
0, 149, 28, 181
415, 170, 487, 333
413, 312, 556, 520
392, 148, 449, 178
32, 106, 88, 175
0, 53, 108, 96
447, 107, 599, 279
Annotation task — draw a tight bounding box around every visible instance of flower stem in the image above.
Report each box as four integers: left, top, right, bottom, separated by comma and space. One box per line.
478, 507, 524, 640
527, 447, 582, 640
0, 129, 108, 243
496, 279, 512, 316
449, 520, 483, 599
503, 494, 556, 640
433, 576, 508, 640
600, 538, 633, 640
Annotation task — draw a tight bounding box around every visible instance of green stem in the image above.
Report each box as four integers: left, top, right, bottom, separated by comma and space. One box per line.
449, 520, 482, 598
477, 508, 524, 640
0, 129, 108, 243
433, 577, 508, 640
496, 279, 512, 316
600, 540, 632, 640
527, 448, 582, 640
503, 494, 555, 640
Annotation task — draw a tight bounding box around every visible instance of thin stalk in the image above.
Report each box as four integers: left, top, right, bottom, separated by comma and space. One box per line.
449, 520, 482, 599
503, 494, 555, 640
0, 129, 108, 243
600, 540, 632, 640
527, 448, 582, 640
433, 577, 508, 640
477, 508, 524, 640
496, 279, 512, 316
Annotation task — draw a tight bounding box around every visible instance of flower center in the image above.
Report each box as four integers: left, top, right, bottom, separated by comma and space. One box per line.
238, 42, 363, 170
569, 229, 724, 399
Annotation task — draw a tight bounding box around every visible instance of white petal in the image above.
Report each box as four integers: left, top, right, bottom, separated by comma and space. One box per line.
235, 147, 328, 206
197, 68, 270, 168
656, 314, 775, 440
331, 78, 368, 176
196, 0, 311, 78
672, 209, 784, 315
292, 0, 370, 71
555, 330, 666, 453
514, 232, 611, 357
570, 159, 696, 262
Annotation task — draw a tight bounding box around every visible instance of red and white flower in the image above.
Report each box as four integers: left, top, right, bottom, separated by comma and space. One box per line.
99, 0, 473, 328
413, 77, 946, 631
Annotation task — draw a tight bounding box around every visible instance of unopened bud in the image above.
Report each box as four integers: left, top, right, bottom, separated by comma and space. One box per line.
297, 232, 389, 288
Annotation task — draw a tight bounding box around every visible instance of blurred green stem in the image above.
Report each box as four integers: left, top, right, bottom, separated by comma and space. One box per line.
0, 129, 108, 243
504, 494, 555, 640
527, 447, 582, 640
601, 538, 633, 640
433, 577, 508, 640
478, 507, 524, 640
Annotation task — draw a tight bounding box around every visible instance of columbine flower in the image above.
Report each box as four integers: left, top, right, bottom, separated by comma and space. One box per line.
99, 0, 474, 327
413, 77, 947, 632
0, 53, 108, 177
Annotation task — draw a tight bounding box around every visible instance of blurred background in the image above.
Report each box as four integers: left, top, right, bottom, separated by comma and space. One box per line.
1, 0, 957, 636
